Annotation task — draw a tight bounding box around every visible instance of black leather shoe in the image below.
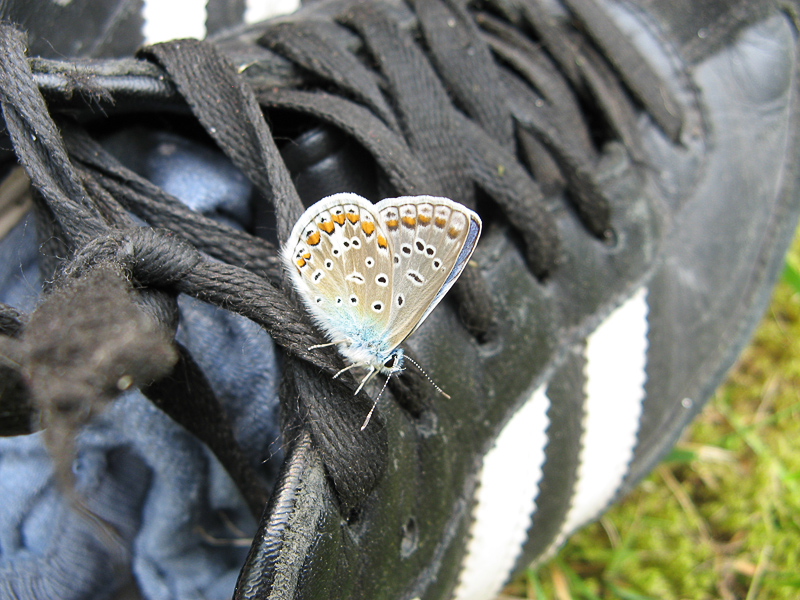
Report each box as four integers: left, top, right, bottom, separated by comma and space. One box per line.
0, 1, 798, 600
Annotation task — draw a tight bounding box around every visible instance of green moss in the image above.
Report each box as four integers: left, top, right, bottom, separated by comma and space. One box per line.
505, 231, 800, 599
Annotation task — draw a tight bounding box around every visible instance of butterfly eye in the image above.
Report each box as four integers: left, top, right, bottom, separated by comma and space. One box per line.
375, 274, 389, 287
401, 244, 412, 256
396, 293, 405, 307
351, 237, 361, 248
425, 245, 436, 257
325, 259, 334, 269
371, 301, 384, 313
349, 295, 359, 305
414, 239, 425, 253
432, 258, 442, 270
393, 254, 400, 266
365, 257, 375, 268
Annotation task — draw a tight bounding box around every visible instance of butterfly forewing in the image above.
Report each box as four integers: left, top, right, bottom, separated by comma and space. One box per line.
376, 196, 482, 349
284, 194, 395, 345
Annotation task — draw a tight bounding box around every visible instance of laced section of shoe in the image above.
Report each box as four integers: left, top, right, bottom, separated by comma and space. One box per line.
246, 0, 683, 271
0, 0, 686, 511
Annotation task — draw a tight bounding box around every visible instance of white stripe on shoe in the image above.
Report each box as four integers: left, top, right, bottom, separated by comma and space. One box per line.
452, 385, 550, 600
245, 0, 301, 23
142, 0, 208, 44
541, 286, 649, 560
454, 287, 650, 600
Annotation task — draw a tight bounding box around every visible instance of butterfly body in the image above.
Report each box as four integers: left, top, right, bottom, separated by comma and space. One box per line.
283, 193, 481, 392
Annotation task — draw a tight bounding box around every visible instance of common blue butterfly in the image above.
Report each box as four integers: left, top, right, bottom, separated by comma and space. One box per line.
283, 193, 482, 427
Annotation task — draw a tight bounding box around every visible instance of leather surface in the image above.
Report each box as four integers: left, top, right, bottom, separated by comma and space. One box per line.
624, 11, 800, 492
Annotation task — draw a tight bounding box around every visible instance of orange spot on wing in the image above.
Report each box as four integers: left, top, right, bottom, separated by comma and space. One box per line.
401, 216, 416, 228
296, 258, 306, 268
417, 214, 431, 225
307, 231, 321, 246
347, 213, 359, 224
434, 217, 447, 228
385, 218, 399, 229
377, 234, 388, 249
319, 221, 335, 234
362, 221, 375, 236
332, 213, 345, 226
448, 226, 462, 239
302, 252, 311, 260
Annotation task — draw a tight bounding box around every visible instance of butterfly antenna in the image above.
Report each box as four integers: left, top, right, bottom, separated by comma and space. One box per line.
404, 355, 451, 399
360, 372, 392, 431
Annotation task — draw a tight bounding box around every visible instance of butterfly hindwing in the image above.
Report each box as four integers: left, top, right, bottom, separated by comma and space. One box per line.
376, 196, 482, 350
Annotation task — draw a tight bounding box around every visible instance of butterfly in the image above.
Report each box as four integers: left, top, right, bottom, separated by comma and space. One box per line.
282, 192, 482, 427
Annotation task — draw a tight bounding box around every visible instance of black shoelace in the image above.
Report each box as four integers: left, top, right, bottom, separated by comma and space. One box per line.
0, 0, 683, 523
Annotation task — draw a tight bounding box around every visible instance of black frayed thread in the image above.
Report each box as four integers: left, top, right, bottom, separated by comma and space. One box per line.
0, 303, 25, 337
18, 265, 178, 483
0, 306, 30, 436
62, 230, 273, 518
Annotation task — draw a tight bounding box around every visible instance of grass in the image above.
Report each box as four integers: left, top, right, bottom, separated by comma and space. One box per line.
502, 233, 800, 600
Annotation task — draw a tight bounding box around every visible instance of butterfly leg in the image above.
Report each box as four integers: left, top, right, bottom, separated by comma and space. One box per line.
308, 340, 347, 351
354, 366, 377, 396
332, 362, 363, 379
